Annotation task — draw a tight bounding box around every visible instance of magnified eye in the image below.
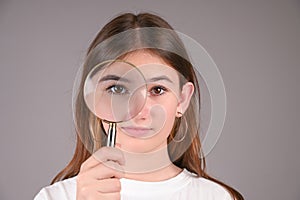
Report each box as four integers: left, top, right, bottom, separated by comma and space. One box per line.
106, 85, 128, 95
150, 86, 167, 96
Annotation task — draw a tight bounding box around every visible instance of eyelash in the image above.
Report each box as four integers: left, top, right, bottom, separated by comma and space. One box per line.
105, 84, 168, 96
149, 85, 168, 96
106, 84, 129, 95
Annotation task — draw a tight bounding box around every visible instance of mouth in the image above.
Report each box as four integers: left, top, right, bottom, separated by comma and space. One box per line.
120, 126, 153, 138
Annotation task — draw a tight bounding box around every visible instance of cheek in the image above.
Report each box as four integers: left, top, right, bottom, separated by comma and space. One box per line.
147, 98, 178, 141
158, 102, 177, 132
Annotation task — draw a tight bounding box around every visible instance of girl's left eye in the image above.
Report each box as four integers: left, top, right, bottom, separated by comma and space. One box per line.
150, 86, 167, 96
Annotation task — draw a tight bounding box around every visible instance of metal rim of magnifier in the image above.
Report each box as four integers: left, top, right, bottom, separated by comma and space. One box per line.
83, 59, 148, 124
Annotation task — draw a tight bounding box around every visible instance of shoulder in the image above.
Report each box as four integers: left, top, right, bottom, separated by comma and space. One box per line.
34, 176, 77, 200
183, 170, 233, 200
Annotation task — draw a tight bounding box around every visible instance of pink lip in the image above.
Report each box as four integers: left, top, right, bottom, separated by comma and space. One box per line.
121, 126, 153, 138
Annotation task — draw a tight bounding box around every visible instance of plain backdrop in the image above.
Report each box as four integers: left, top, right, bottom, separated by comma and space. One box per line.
0, 0, 299, 199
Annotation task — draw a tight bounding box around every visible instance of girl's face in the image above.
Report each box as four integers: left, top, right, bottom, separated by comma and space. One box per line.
101, 51, 192, 153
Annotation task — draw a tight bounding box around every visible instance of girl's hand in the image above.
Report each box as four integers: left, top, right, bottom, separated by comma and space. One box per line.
76, 147, 125, 200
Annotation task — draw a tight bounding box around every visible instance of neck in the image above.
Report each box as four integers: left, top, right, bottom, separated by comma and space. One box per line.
124, 163, 182, 182
121, 146, 182, 181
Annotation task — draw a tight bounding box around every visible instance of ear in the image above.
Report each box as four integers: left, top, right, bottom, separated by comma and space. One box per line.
176, 82, 194, 117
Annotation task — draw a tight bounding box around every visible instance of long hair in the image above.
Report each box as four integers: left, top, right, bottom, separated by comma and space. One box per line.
52, 12, 244, 200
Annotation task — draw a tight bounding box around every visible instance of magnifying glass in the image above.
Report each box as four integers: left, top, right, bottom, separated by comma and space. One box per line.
83, 60, 147, 147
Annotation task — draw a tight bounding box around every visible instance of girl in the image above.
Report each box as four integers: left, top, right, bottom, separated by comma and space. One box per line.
34, 12, 244, 200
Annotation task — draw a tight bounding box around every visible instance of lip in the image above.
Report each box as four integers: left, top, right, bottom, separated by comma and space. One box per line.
120, 126, 153, 138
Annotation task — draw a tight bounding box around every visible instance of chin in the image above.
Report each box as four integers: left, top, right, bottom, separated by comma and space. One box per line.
119, 138, 167, 154
119, 139, 153, 153
116, 128, 169, 153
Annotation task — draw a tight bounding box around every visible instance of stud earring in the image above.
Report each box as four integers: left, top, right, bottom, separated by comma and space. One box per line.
177, 111, 183, 117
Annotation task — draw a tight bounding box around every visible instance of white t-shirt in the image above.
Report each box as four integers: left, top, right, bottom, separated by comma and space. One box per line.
34, 169, 232, 200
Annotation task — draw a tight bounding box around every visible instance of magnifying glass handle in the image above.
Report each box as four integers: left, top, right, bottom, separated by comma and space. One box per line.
106, 122, 117, 147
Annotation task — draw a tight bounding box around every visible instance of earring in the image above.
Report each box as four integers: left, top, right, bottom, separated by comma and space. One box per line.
176, 111, 183, 117
172, 114, 188, 142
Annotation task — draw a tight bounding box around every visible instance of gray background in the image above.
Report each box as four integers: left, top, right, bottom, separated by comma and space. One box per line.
0, 0, 299, 199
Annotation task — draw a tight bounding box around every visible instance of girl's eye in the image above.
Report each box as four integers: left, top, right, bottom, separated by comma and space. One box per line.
106, 85, 128, 95
150, 86, 167, 96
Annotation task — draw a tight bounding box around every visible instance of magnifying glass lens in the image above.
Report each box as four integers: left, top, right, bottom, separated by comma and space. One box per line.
84, 60, 147, 123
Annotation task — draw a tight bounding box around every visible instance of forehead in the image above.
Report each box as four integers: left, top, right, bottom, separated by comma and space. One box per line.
123, 50, 168, 66
121, 51, 179, 81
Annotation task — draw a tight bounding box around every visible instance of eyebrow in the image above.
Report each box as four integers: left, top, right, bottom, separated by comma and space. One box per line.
98, 75, 130, 83
148, 75, 173, 83
98, 75, 174, 84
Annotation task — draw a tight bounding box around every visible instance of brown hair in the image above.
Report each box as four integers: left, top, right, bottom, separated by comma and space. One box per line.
52, 12, 244, 200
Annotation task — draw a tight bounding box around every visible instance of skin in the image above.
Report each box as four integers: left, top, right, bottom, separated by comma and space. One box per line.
77, 51, 194, 200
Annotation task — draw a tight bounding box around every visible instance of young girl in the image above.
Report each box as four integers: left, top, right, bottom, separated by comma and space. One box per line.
34, 12, 244, 200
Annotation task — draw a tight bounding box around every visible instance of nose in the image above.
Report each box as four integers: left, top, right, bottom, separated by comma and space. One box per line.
135, 96, 153, 120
